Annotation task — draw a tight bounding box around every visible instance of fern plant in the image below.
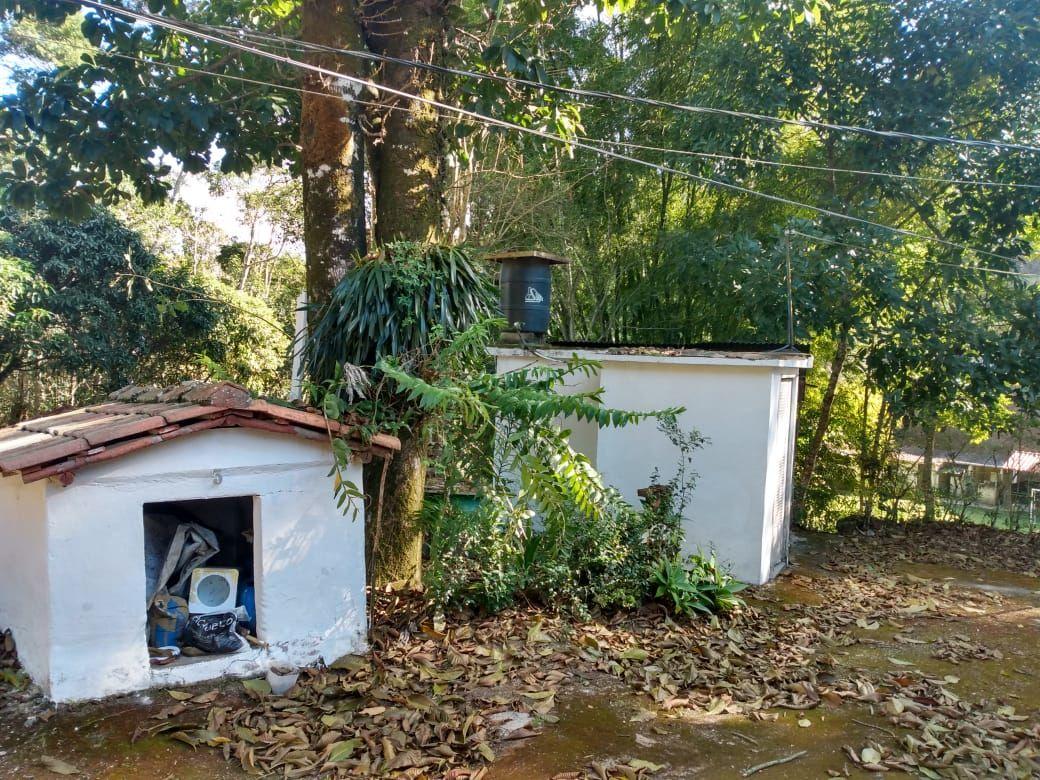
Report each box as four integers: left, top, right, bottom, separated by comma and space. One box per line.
378, 349, 678, 523
306, 242, 686, 604
306, 242, 498, 381
304, 242, 500, 585
375, 323, 684, 611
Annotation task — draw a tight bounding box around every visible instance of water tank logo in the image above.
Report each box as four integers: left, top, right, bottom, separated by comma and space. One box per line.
524, 286, 544, 303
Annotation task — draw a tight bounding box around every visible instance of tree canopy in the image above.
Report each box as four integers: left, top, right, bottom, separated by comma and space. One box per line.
1, 0, 1039, 535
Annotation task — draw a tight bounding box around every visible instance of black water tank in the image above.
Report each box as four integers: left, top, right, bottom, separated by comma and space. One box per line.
486, 250, 570, 336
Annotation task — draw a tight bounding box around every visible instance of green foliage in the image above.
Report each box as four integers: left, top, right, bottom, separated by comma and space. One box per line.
307, 243, 499, 381
420, 401, 701, 614
6, 0, 1038, 546
421, 409, 724, 616
794, 335, 866, 530
305, 241, 696, 606
378, 348, 681, 528
194, 278, 291, 396
422, 462, 693, 615
0, 0, 819, 218
0, 208, 218, 386
648, 416, 707, 519
0, 207, 292, 421
474, 0, 1040, 531
0, 246, 52, 384
423, 499, 525, 613
312, 264, 692, 613
0, 0, 300, 216
650, 553, 746, 616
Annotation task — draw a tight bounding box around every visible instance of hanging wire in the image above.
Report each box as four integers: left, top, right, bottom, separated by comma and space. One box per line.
786, 230, 1039, 278
56, 0, 1036, 270
12, 31, 439, 118
99, 2, 1040, 156
580, 138, 1040, 191
43, 27, 1035, 192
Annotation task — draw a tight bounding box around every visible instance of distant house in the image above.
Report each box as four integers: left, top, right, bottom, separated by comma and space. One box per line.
899, 429, 1040, 512
0, 382, 398, 702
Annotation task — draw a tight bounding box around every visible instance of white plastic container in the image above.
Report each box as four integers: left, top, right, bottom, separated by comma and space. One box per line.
266, 666, 300, 695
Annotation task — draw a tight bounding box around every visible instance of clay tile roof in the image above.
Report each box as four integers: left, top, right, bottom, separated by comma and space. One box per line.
0, 381, 399, 486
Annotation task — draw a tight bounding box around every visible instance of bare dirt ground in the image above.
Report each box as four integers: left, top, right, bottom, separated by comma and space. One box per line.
2, 524, 1039, 779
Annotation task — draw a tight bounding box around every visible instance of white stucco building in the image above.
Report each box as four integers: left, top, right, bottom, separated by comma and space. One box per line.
492, 346, 812, 585
0, 381, 398, 703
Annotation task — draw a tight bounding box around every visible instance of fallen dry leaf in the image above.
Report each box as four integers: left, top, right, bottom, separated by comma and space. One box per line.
38, 756, 80, 775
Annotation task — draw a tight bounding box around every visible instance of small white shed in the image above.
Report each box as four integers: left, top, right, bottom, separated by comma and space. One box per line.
0, 381, 398, 703
492, 346, 812, 585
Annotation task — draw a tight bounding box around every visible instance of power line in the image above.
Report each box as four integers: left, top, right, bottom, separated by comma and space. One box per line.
26, 30, 1037, 284
38, 26, 1030, 191
106, 3, 1040, 157
583, 138, 1040, 191
15, 31, 428, 116
18, 29, 614, 192
786, 229, 1039, 279
43, 28, 1026, 196
58, 0, 1033, 266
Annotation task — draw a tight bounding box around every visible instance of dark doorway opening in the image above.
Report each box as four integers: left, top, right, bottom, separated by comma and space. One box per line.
143, 496, 257, 662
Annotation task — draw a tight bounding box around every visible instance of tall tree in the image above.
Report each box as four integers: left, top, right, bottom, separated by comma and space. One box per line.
0, 209, 221, 415
0, 0, 837, 579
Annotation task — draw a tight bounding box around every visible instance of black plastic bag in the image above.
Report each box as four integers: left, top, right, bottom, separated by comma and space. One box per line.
184, 612, 241, 654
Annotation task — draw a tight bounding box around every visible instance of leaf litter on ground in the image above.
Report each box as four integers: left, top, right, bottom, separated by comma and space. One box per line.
165, 524, 1039, 778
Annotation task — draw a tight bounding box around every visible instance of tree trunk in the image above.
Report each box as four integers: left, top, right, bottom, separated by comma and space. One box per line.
300, 0, 368, 307
359, 0, 447, 584
300, 0, 449, 587
862, 397, 889, 524
364, 428, 426, 588
793, 324, 849, 522
921, 423, 936, 522
238, 220, 257, 291
366, 0, 448, 243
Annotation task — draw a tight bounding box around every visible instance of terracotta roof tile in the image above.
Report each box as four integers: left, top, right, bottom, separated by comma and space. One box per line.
76, 414, 170, 447
0, 430, 54, 453
19, 410, 101, 434
0, 381, 399, 484
155, 404, 227, 424
0, 435, 89, 474
155, 380, 207, 402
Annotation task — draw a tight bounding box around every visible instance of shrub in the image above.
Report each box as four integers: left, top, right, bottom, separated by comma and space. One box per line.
650, 553, 747, 616
422, 487, 691, 615
422, 414, 709, 616
308, 243, 719, 615
423, 498, 524, 613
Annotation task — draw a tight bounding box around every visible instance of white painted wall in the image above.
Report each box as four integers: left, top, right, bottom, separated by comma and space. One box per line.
493, 348, 811, 584
0, 476, 50, 688
0, 428, 366, 702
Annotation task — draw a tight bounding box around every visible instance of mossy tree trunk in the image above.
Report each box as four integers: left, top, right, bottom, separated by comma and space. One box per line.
301, 0, 448, 587
365, 0, 449, 244
300, 0, 368, 305
364, 428, 426, 588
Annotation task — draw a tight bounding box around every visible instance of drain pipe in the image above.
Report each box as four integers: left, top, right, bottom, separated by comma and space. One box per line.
289, 291, 308, 401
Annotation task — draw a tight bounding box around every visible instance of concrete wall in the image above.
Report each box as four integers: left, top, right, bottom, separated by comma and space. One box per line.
1, 428, 366, 702
0, 476, 50, 688
493, 348, 810, 584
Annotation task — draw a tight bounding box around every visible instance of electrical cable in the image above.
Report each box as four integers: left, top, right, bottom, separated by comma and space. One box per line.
581, 138, 1040, 190
103, 3, 1040, 156
786, 229, 1040, 279
55, 0, 1039, 267
34, 30, 1025, 193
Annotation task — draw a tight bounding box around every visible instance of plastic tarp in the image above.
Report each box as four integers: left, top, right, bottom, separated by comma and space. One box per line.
149, 522, 220, 605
